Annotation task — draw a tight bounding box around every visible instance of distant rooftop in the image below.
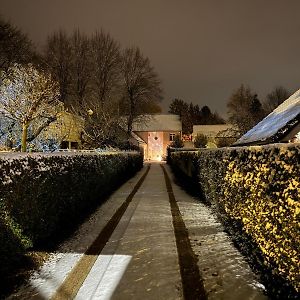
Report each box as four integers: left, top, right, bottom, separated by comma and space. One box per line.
193, 124, 233, 137
234, 88, 300, 145
132, 114, 182, 132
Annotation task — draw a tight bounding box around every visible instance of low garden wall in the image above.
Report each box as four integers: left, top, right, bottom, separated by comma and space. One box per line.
0, 151, 143, 278
169, 145, 299, 296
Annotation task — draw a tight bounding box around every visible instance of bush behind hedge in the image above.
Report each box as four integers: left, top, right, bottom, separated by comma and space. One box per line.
0, 152, 143, 276
169, 144, 300, 295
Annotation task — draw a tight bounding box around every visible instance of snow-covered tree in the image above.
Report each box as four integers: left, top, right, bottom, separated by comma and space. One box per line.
0, 64, 60, 151
0, 116, 21, 149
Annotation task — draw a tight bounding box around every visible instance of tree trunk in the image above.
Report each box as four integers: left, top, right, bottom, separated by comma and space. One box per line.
127, 114, 133, 136
21, 123, 29, 152
127, 95, 135, 136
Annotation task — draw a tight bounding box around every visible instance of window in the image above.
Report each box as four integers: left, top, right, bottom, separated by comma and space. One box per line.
60, 141, 68, 149
169, 133, 176, 141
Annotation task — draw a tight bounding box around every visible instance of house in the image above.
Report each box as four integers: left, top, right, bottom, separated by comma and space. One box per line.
132, 114, 182, 160
234, 88, 300, 146
192, 124, 235, 147
43, 111, 84, 149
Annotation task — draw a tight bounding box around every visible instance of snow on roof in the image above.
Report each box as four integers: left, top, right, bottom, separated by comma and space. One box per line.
235, 88, 300, 145
132, 114, 182, 132
130, 132, 146, 144
192, 124, 233, 137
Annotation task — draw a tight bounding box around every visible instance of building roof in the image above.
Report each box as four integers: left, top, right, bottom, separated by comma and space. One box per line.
132, 114, 182, 132
192, 124, 233, 137
130, 132, 146, 144
234, 88, 300, 145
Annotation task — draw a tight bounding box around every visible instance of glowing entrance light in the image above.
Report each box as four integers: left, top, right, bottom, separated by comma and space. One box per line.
148, 132, 163, 161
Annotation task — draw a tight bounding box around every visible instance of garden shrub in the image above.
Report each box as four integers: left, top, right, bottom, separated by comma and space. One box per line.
193, 133, 208, 148
0, 151, 143, 276
169, 144, 300, 295
170, 135, 184, 148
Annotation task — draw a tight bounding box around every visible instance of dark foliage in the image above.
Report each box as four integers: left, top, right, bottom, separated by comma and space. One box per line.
264, 86, 291, 114
0, 17, 38, 71
169, 99, 225, 134
170, 134, 184, 148
227, 85, 266, 134
0, 152, 143, 297
168, 146, 300, 299
193, 133, 208, 148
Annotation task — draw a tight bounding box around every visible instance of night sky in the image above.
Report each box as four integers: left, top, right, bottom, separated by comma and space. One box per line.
1, 0, 300, 116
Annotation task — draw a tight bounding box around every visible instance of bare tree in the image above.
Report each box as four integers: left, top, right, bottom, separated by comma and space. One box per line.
70, 30, 122, 148
81, 101, 121, 148
139, 100, 161, 114
45, 30, 72, 106
0, 64, 60, 151
120, 46, 163, 135
90, 30, 121, 107
0, 18, 37, 71
227, 84, 265, 134
69, 29, 91, 108
264, 86, 290, 114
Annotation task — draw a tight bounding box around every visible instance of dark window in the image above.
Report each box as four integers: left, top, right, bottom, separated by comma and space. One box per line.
169, 133, 176, 141
71, 142, 79, 149
60, 141, 68, 149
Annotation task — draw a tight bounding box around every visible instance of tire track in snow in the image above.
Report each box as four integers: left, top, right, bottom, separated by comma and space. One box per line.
51, 164, 151, 300
161, 164, 207, 300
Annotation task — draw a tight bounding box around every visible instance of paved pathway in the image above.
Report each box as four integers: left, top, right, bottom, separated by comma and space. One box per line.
10, 163, 267, 300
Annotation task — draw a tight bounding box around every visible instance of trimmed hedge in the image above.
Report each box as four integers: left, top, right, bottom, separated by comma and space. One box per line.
0, 152, 143, 276
169, 145, 300, 295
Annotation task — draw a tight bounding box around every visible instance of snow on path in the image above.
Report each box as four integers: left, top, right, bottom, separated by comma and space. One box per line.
8, 166, 147, 300
109, 163, 182, 299
9, 163, 268, 300
164, 165, 267, 300
75, 179, 143, 299
75, 254, 131, 300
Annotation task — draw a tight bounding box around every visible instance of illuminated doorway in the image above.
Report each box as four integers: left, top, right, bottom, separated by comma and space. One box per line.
148, 132, 163, 161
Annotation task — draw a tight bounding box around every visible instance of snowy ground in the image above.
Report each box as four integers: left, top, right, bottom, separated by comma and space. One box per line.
9, 163, 267, 300
8, 166, 146, 300
165, 166, 267, 299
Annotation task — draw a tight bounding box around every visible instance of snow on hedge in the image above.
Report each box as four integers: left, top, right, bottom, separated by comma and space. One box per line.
169, 144, 300, 295
0, 151, 143, 278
